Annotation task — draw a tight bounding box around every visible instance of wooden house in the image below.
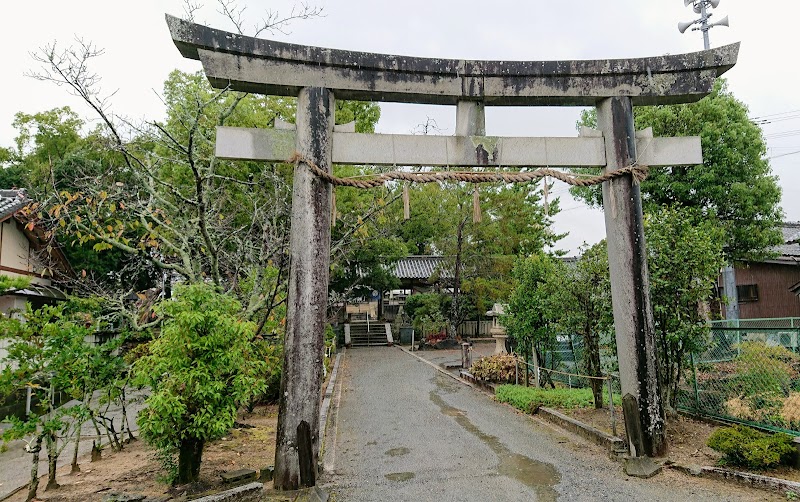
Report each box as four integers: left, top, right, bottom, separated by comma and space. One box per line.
720, 222, 800, 319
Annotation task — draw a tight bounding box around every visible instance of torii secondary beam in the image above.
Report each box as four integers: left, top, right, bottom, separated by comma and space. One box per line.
215, 127, 702, 167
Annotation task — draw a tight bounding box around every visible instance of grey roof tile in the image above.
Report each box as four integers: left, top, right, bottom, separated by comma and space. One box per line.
0, 189, 29, 221
777, 222, 800, 258
392, 255, 451, 280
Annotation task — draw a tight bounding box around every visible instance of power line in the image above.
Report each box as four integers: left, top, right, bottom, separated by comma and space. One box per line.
768, 149, 800, 160
751, 109, 800, 121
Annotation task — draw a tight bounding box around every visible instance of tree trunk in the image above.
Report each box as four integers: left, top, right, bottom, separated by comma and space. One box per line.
26, 434, 43, 502
45, 431, 59, 491
176, 437, 204, 485
71, 425, 81, 474
90, 412, 103, 462
523, 344, 530, 387
450, 216, 466, 339
121, 387, 136, 444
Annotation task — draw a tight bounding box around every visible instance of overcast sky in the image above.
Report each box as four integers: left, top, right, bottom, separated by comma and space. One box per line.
1, 0, 798, 255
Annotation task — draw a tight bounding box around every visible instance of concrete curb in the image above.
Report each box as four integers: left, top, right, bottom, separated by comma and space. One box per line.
459, 370, 498, 394
669, 463, 800, 495
534, 407, 627, 458
0, 485, 25, 502
319, 350, 343, 455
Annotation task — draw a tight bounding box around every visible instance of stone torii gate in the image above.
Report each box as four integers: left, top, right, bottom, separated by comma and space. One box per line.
167, 14, 738, 489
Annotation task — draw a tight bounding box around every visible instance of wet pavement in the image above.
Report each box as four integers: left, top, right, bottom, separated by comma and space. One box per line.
320, 346, 769, 501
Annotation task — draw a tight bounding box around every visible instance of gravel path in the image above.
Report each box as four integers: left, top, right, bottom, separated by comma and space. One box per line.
320, 346, 776, 501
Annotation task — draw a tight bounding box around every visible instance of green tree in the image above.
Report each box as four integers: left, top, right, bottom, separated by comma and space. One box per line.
504, 254, 562, 386
572, 79, 783, 262
26, 48, 382, 330
0, 274, 30, 294
0, 303, 94, 500
133, 284, 266, 484
645, 206, 725, 409
554, 243, 613, 408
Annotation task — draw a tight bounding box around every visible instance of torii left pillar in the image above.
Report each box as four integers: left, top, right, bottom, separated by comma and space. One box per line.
274, 87, 334, 489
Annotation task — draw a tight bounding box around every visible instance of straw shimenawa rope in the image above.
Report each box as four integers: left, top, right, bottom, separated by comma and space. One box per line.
287, 152, 649, 189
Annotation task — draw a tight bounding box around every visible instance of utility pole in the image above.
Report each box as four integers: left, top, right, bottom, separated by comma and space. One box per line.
678, 0, 730, 51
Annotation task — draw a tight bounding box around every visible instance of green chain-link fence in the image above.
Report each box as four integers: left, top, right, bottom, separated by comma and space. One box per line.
678, 318, 800, 435
542, 335, 587, 387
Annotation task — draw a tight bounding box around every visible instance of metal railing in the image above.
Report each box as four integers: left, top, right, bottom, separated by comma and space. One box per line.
510, 352, 619, 437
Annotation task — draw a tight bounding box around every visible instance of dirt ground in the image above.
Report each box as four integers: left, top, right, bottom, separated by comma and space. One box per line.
6, 405, 279, 502
565, 406, 800, 483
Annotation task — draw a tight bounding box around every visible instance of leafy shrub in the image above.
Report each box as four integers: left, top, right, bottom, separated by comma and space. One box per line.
471, 354, 518, 383
134, 284, 266, 484
496, 384, 621, 411
707, 425, 796, 469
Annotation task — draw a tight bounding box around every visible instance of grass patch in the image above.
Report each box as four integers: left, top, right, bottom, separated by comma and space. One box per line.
496, 384, 621, 412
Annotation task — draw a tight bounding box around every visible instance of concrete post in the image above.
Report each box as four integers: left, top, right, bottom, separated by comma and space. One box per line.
274, 87, 334, 490
597, 97, 666, 458
456, 101, 486, 137
722, 264, 739, 322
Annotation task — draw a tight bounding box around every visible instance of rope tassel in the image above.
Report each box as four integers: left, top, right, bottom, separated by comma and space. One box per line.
402, 183, 410, 220
473, 184, 482, 223
331, 189, 337, 227
543, 175, 549, 217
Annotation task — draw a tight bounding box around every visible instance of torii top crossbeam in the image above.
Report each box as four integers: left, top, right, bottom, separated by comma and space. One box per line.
166, 14, 738, 107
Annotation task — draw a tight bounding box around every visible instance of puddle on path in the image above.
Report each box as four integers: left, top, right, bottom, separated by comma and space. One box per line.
430, 391, 561, 501
385, 471, 416, 481
386, 447, 411, 457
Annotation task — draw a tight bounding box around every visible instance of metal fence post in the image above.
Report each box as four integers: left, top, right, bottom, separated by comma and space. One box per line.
737, 327, 741, 357
608, 376, 617, 437
691, 353, 701, 413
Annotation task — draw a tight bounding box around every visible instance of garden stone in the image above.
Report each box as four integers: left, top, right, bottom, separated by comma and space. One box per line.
624, 456, 662, 478
220, 468, 257, 484
103, 493, 147, 502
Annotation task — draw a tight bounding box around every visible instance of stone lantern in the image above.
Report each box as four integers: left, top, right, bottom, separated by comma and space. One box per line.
486, 303, 508, 355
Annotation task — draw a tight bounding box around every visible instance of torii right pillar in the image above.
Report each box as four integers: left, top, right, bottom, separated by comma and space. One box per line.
599, 96, 666, 458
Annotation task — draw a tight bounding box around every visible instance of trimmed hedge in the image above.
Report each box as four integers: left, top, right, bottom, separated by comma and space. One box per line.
496, 384, 621, 412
